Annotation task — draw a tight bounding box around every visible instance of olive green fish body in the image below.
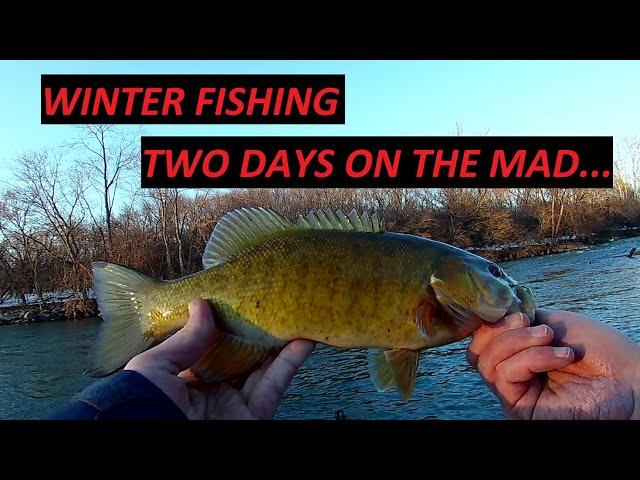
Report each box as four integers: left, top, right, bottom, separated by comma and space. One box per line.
88, 208, 535, 400
147, 230, 470, 351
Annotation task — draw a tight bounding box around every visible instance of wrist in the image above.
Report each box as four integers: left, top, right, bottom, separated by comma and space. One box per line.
78, 370, 187, 420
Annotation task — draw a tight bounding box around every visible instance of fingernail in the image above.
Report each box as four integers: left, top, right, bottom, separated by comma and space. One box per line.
505, 313, 524, 328
530, 325, 550, 337
554, 347, 573, 359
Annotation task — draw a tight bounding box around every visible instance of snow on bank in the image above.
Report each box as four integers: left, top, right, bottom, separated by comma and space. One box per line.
0, 290, 95, 308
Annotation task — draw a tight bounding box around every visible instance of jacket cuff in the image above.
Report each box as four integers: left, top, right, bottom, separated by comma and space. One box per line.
48, 370, 187, 420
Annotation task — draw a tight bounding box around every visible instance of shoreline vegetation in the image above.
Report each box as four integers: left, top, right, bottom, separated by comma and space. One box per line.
1, 229, 637, 327
1, 127, 639, 325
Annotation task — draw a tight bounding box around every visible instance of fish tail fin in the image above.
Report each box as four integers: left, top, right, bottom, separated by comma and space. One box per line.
85, 262, 157, 377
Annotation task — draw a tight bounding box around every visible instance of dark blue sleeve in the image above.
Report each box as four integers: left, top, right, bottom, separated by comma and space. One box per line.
44, 370, 187, 420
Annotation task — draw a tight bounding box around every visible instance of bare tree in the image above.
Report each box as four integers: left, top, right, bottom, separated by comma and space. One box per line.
72, 125, 139, 256
12, 152, 90, 298
143, 189, 173, 278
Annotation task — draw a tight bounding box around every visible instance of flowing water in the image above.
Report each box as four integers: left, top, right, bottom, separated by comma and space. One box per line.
1, 236, 638, 420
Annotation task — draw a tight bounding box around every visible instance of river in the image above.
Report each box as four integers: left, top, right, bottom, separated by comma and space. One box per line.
1, 236, 638, 420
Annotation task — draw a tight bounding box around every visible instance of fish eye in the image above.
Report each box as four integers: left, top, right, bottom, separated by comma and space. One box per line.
488, 264, 502, 278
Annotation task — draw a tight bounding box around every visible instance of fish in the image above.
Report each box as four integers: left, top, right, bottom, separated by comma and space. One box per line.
87, 207, 536, 400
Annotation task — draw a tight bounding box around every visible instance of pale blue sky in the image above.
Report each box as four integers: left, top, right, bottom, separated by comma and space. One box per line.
1, 60, 639, 176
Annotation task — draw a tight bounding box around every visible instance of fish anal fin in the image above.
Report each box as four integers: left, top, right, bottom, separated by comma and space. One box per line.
384, 349, 420, 402
191, 332, 272, 382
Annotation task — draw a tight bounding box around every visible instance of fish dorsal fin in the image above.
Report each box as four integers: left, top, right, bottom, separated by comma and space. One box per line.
203, 207, 385, 268
203, 208, 296, 268
296, 208, 385, 233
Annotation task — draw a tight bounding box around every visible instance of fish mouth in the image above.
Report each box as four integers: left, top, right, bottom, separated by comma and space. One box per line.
430, 280, 482, 327
442, 301, 480, 327
506, 297, 523, 315
465, 267, 514, 322
429, 261, 517, 326
478, 303, 511, 323
512, 284, 536, 322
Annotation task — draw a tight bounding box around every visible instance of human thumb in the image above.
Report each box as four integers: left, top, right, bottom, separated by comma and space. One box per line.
131, 299, 217, 374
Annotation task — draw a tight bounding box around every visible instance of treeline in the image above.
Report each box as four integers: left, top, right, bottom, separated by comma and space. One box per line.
1, 127, 639, 305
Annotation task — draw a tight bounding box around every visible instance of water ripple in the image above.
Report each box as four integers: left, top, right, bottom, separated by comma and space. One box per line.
0, 237, 639, 419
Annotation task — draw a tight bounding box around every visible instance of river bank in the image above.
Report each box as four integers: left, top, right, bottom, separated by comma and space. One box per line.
0, 298, 97, 326
1, 229, 638, 326
472, 227, 639, 262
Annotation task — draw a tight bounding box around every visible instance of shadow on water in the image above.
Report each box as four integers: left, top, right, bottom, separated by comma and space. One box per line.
0, 237, 639, 419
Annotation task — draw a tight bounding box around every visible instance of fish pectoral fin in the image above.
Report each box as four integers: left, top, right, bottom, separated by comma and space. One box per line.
368, 348, 420, 402
191, 332, 272, 382
367, 349, 395, 392
415, 299, 438, 339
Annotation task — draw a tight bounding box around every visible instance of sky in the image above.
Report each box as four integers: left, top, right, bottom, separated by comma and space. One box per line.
1, 60, 639, 180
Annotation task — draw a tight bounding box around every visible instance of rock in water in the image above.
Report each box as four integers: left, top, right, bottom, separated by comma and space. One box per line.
23, 310, 39, 322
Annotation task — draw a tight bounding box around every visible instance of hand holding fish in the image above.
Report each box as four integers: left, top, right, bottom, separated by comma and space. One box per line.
468, 309, 640, 419
66, 207, 639, 418
124, 299, 315, 419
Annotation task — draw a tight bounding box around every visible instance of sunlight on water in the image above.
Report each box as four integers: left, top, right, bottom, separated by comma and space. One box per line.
0, 237, 638, 419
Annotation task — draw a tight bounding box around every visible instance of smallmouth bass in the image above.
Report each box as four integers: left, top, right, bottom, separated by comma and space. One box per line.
88, 208, 536, 400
